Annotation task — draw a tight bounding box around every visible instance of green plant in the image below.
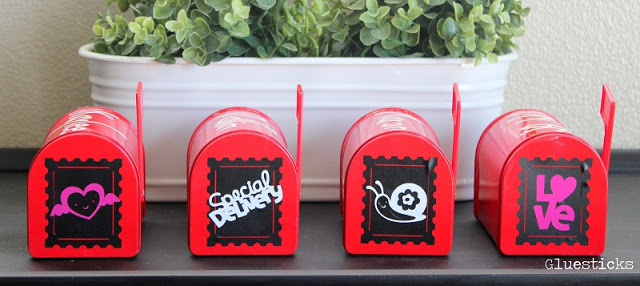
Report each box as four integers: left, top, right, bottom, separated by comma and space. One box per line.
92, 0, 529, 65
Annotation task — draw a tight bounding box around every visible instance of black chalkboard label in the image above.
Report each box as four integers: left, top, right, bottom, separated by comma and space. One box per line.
361, 156, 437, 245
44, 158, 122, 248
207, 158, 284, 246
516, 157, 591, 245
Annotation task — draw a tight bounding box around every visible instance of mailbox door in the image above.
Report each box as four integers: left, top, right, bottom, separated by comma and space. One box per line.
189, 131, 299, 255
28, 134, 141, 258
499, 133, 607, 256
344, 132, 453, 255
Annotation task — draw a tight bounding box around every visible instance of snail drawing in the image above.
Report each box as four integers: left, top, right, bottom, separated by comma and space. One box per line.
366, 180, 428, 223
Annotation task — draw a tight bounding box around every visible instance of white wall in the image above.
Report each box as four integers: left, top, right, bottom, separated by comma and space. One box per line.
1, 0, 104, 148
505, 0, 640, 149
1, 0, 638, 149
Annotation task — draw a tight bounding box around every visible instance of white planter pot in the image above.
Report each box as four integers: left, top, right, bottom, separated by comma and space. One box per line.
79, 44, 516, 202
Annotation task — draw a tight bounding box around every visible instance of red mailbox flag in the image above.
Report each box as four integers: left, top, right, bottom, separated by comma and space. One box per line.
600, 84, 615, 173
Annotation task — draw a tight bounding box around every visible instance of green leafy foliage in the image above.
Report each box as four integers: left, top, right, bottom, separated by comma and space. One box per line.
93, 0, 528, 65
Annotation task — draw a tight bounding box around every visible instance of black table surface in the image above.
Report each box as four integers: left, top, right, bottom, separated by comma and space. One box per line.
1, 172, 639, 285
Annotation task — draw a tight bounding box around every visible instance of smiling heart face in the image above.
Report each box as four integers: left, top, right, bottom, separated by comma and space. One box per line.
550, 175, 577, 202
60, 183, 105, 220
68, 191, 100, 218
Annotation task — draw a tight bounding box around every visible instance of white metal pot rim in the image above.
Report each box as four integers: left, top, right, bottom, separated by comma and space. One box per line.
79, 43, 517, 67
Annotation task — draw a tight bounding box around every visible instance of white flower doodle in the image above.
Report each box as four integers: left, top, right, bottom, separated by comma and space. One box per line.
366, 180, 427, 223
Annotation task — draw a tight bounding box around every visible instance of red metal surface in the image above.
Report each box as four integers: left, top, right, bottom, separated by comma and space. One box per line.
340, 85, 460, 255
136, 83, 146, 218
187, 86, 303, 255
451, 84, 461, 190
27, 83, 145, 258
44, 107, 139, 163
600, 84, 615, 173
187, 107, 287, 175
474, 84, 615, 256
296, 84, 304, 187
473, 109, 566, 242
340, 107, 438, 216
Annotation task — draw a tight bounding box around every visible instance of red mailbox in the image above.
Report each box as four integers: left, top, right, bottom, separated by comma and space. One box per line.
187, 85, 304, 255
340, 84, 460, 255
28, 82, 145, 258
474, 84, 616, 256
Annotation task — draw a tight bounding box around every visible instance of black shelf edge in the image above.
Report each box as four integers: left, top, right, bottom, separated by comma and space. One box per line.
0, 148, 38, 172
2, 148, 639, 173
1, 172, 639, 284
2, 272, 639, 285
609, 150, 640, 173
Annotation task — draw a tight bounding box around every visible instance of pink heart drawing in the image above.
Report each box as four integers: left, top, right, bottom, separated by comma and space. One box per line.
50, 183, 120, 220
549, 175, 577, 202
